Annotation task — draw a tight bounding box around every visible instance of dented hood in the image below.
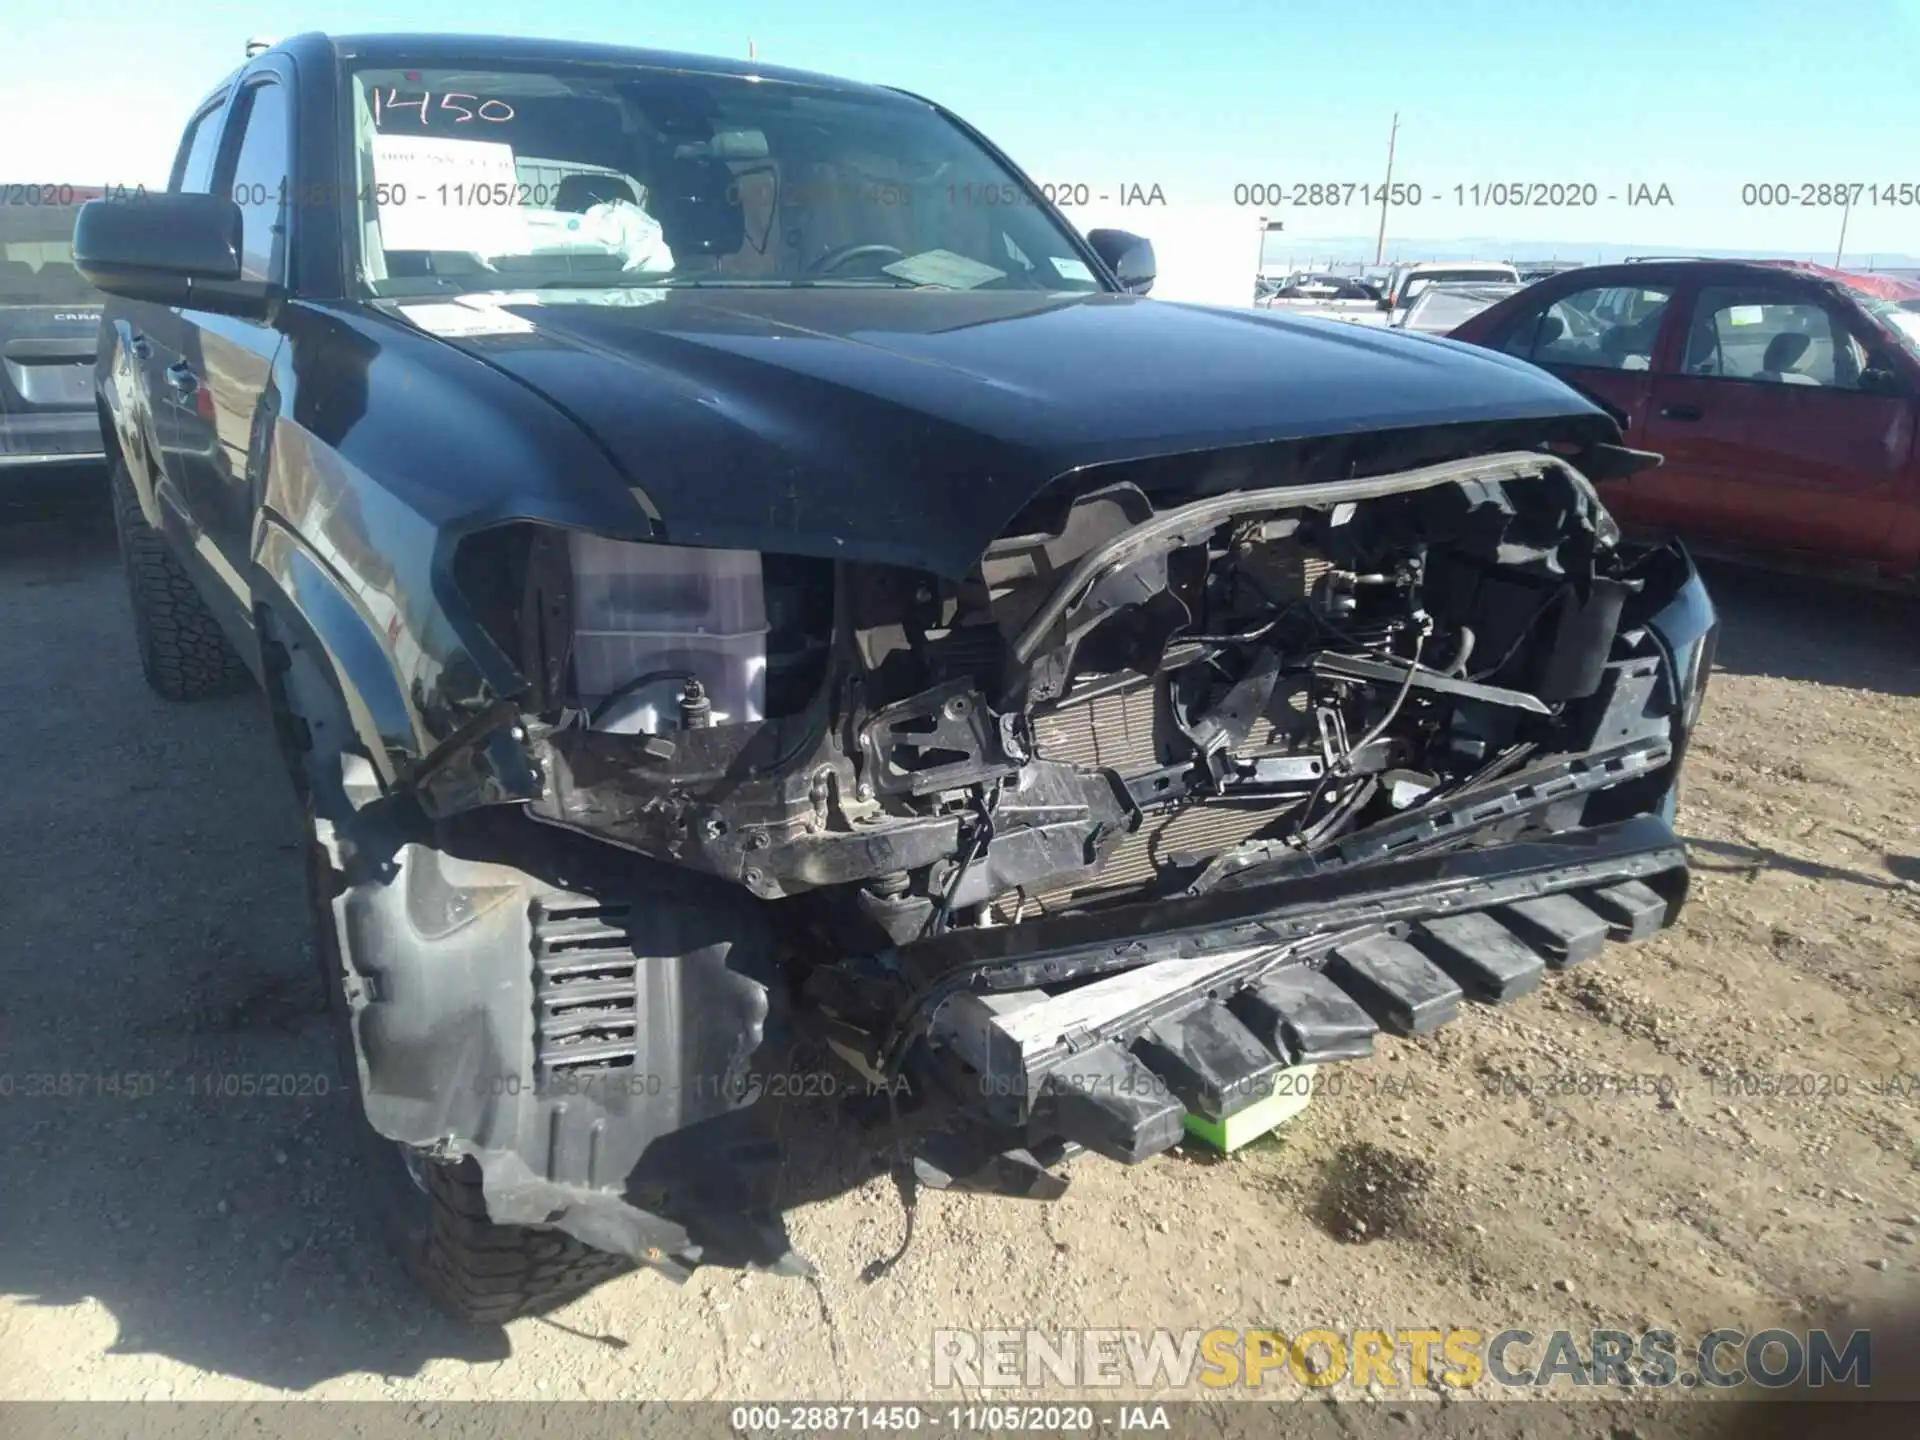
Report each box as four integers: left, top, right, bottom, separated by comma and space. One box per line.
412, 287, 1606, 577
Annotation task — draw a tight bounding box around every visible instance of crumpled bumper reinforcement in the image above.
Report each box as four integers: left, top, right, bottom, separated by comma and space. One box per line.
897, 814, 1688, 1168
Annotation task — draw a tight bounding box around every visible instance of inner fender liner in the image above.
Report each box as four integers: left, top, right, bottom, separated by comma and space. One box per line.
323, 814, 792, 1272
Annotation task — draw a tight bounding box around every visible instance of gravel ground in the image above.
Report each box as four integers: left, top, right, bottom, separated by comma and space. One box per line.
1, 484, 1915, 1421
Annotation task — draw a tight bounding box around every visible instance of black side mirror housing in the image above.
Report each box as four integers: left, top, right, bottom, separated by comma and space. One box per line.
1859, 366, 1908, 398
73, 194, 271, 319
1086, 229, 1155, 295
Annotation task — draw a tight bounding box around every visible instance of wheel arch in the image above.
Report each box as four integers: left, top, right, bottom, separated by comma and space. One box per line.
251, 526, 414, 818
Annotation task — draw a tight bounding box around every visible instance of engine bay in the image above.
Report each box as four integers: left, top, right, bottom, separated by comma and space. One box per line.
504, 448, 1675, 956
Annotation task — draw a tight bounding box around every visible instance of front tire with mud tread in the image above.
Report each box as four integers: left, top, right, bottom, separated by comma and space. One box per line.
110, 459, 250, 701
410, 1157, 633, 1326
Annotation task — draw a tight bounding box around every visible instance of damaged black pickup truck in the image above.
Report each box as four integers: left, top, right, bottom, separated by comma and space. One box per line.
77, 31, 1716, 1322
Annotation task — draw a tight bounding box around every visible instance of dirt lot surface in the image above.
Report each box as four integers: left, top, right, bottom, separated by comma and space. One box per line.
1, 485, 1915, 1425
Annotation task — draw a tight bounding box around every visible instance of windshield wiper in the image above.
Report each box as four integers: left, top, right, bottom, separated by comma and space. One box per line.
649, 276, 949, 289
793, 277, 950, 289
527, 275, 676, 289
515, 274, 985, 292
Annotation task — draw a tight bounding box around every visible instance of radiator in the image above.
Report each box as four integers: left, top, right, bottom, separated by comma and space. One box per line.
1031, 682, 1161, 772
1007, 680, 1296, 918
1000, 542, 1325, 919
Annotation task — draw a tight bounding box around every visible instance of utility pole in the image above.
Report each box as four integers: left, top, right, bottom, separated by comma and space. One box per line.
748, 37, 757, 60
1373, 112, 1400, 266
1834, 191, 1851, 268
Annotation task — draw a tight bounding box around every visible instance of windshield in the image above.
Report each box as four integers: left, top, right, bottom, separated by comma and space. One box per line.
1396, 267, 1517, 306
1404, 283, 1522, 332
347, 66, 1106, 298
1858, 296, 1920, 359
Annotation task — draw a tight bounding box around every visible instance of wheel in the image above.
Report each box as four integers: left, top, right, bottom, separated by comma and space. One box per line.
110, 458, 251, 701
395, 1152, 636, 1326
305, 814, 632, 1324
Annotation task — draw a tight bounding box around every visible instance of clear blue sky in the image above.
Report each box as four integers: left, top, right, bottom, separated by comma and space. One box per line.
6, 0, 1918, 255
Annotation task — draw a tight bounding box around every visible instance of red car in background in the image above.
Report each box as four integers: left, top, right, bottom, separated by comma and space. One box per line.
1448, 260, 1920, 586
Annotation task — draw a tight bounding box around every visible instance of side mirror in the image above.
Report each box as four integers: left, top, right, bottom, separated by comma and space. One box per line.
73, 194, 268, 318
1859, 366, 1908, 398
1376, 296, 1393, 312
1086, 229, 1155, 295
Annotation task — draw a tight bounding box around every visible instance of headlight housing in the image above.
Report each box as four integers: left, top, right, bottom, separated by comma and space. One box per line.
565, 531, 768, 732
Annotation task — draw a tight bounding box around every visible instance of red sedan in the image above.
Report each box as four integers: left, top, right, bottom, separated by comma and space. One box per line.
1449, 259, 1920, 585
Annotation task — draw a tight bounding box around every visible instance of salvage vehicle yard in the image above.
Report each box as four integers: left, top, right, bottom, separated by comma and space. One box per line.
57, 31, 1740, 1336
3, 21, 1919, 1427
1, 497, 1915, 1406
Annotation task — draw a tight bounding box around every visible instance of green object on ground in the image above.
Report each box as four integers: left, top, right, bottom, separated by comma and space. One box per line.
1181, 1065, 1318, 1153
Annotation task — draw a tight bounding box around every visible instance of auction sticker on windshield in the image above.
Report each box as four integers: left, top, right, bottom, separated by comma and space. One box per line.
882, 248, 1007, 290
371, 135, 526, 255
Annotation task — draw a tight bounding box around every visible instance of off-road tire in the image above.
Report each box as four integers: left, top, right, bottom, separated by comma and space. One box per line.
306, 820, 632, 1324
110, 459, 251, 701
403, 1155, 636, 1325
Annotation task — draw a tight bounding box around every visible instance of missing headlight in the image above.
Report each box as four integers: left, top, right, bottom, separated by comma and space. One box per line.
566, 532, 769, 733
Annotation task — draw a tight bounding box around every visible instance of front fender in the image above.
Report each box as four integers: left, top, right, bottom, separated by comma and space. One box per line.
253, 413, 540, 809
254, 515, 419, 789
253, 298, 655, 811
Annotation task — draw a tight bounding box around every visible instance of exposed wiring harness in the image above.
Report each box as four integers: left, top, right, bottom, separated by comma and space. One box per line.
585, 668, 696, 728
1348, 625, 1427, 759
860, 1079, 918, 1284
918, 785, 1000, 938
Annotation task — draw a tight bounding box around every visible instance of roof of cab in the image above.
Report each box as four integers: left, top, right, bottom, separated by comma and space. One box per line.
1543, 258, 1920, 302
301, 31, 901, 99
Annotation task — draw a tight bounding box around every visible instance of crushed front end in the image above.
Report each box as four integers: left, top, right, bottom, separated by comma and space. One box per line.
321, 429, 1714, 1273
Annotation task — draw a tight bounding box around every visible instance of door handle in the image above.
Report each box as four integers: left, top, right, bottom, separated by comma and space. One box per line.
1659, 403, 1703, 422
165, 362, 199, 394
128, 334, 152, 360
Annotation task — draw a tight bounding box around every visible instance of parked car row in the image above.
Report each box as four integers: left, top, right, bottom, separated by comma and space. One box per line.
1259, 271, 1380, 302
1257, 261, 1524, 330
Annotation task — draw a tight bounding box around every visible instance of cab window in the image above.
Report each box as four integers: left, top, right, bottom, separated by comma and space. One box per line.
1501, 284, 1673, 371
1679, 287, 1863, 389
172, 100, 230, 194
218, 81, 293, 284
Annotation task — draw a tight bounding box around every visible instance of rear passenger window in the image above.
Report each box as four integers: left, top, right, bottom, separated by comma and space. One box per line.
1501, 284, 1673, 371
1680, 288, 1858, 388
221, 82, 292, 284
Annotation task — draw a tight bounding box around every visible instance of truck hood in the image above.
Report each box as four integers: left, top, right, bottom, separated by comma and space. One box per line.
400, 287, 1605, 577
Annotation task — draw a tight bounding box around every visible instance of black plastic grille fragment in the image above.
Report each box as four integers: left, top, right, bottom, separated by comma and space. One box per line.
530, 897, 640, 1079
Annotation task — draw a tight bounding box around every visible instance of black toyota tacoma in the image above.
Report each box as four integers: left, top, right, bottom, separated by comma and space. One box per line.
77, 32, 1716, 1323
